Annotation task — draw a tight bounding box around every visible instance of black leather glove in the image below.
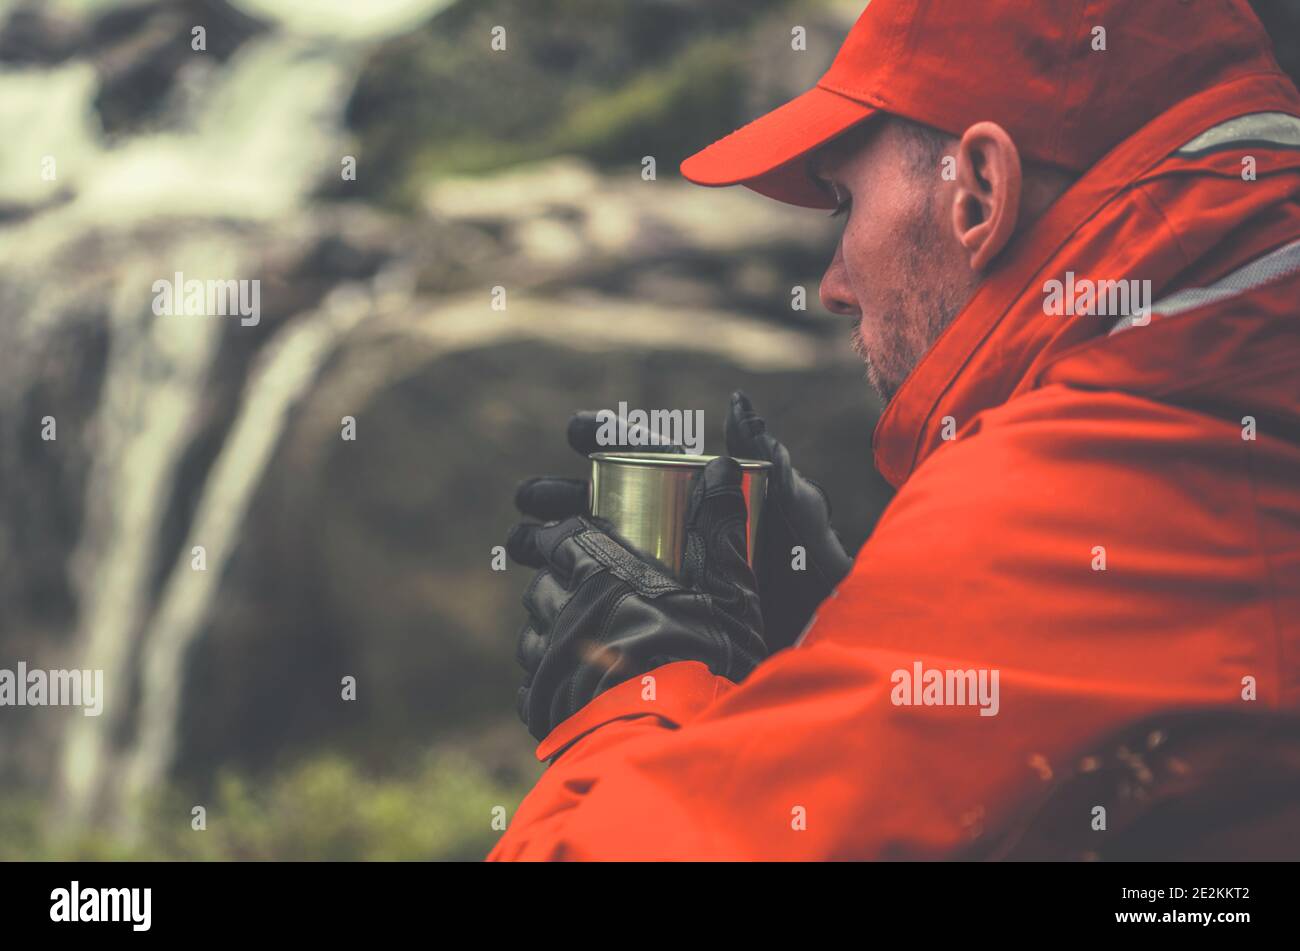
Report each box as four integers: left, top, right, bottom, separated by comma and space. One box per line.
506, 456, 765, 743
513, 410, 684, 522
725, 390, 853, 651
515, 397, 853, 652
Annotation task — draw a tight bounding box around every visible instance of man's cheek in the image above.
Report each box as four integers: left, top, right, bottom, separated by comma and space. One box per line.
843, 227, 893, 284
839, 240, 875, 303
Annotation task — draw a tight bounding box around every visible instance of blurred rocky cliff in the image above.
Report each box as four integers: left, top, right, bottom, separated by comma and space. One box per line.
2, 0, 1297, 855
0, 0, 893, 845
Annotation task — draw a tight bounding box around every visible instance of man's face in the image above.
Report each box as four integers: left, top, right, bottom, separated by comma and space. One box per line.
812, 119, 977, 405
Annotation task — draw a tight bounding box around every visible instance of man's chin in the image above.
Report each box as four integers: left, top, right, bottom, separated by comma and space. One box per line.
852, 332, 894, 406
863, 359, 896, 408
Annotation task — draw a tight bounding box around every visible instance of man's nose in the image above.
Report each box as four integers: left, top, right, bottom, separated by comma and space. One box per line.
818, 242, 859, 317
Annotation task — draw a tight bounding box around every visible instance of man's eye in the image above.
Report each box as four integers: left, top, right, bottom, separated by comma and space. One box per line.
828, 197, 852, 219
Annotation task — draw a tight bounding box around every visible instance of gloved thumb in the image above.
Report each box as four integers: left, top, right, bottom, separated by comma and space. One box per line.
725, 390, 779, 462
726, 389, 799, 498
681, 456, 757, 612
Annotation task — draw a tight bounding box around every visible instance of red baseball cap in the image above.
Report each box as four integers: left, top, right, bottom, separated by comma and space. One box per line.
680, 0, 1283, 209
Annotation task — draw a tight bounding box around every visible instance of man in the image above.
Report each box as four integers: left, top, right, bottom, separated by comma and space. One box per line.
491, 0, 1300, 860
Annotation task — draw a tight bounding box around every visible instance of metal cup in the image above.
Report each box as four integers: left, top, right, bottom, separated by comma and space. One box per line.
589, 452, 771, 580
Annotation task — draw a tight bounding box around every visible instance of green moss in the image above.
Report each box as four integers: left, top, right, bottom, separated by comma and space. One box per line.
391, 36, 747, 200
0, 750, 532, 862
343, 0, 797, 207
548, 38, 747, 166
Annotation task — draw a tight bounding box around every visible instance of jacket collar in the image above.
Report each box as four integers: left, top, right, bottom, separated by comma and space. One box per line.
872, 71, 1300, 488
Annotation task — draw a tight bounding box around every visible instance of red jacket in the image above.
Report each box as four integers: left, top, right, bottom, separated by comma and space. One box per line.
489, 71, 1300, 860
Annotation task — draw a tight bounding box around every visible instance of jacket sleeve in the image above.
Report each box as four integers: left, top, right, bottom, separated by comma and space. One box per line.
489, 393, 1270, 860
486, 640, 1209, 860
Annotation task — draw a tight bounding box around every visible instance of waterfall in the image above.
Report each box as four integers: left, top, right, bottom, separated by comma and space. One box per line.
55, 245, 227, 825
11, 1, 453, 826
116, 280, 377, 836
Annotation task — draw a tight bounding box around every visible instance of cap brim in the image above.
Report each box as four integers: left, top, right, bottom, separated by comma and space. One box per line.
679, 85, 878, 209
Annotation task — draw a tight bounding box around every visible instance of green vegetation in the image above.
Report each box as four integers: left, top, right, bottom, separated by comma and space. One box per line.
341, 0, 801, 206
0, 750, 532, 861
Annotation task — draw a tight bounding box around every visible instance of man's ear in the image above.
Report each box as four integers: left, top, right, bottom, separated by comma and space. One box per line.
950, 122, 1022, 273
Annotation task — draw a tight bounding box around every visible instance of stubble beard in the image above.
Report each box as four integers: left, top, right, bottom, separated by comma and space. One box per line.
851, 208, 967, 407
851, 287, 962, 407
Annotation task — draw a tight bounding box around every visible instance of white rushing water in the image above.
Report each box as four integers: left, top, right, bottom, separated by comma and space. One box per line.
0, 0, 452, 827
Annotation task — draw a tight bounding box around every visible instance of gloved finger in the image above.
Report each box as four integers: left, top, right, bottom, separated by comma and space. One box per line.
522, 568, 570, 634
530, 516, 606, 587
505, 522, 547, 569
514, 476, 589, 520
516, 618, 547, 678
681, 456, 754, 603
803, 475, 834, 521
765, 435, 798, 497
573, 514, 684, 589
567, 410, 688, 456
728, 390, 819, 503
518, 684, 547, 743
725, 390, 780, 462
